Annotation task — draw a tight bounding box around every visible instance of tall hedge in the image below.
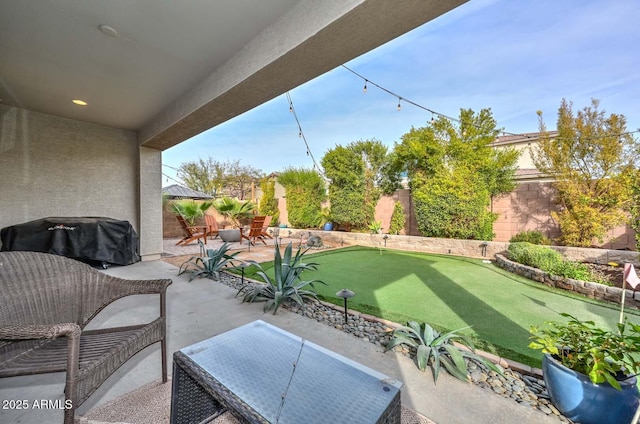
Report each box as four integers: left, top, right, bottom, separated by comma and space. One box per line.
258, 177, 280, 225
277, 167, 326, 228
388, 108, 518, 241
389, 201, 406, 235
412, 167, 496, 240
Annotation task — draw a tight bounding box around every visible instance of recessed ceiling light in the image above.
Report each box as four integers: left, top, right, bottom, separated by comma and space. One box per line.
72, 99, 88, 106
98, 24, 118, 37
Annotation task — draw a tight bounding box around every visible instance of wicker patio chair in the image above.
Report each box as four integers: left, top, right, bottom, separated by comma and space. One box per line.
0, 251, 172, 424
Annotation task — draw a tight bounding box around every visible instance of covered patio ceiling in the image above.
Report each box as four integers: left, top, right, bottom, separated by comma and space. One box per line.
0, 0, 467, 151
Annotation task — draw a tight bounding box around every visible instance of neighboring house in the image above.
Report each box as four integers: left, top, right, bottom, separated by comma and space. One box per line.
0, 2, 464, 259
162, 184, 213, 200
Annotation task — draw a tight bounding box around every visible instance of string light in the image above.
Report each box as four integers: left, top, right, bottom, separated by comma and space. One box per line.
285, 91, 325, 178
342, 64, 640, 144
161, 172, 184, 186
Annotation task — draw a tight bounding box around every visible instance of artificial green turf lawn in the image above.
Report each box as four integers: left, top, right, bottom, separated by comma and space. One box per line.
242, 246, 640, 367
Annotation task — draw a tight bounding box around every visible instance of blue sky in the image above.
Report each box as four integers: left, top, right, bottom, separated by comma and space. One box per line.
162, 0, 640, 182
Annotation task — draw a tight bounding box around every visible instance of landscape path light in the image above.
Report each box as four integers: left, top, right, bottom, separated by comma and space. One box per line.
240, 262, 250, 286
336, 288, 355, 323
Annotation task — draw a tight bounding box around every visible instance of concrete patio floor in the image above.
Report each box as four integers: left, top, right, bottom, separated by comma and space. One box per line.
0, 237, 561, 424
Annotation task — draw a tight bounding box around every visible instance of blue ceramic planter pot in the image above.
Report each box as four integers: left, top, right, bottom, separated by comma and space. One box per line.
322, 222, 333, 231
542, 354, 639, 424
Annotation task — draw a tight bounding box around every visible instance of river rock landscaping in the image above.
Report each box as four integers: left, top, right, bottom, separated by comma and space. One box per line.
216, 271, 573, 423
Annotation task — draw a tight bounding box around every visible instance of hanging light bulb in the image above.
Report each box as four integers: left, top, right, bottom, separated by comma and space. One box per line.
431, 113, 435, 124
363, 80, 368, 93
289, 105, 293, 113
299, 131, 302, 138
306, 150, 309, 156
397, 97, 402, 111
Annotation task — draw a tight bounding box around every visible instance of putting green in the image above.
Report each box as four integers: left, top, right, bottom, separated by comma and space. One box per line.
248, 246, 640, 366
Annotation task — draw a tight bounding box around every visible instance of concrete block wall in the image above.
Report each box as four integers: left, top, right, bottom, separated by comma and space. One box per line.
492, 182, 561, 242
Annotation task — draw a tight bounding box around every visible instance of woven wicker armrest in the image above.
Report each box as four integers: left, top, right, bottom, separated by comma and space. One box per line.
0, 323, 81, 340
98, 274, 172, 296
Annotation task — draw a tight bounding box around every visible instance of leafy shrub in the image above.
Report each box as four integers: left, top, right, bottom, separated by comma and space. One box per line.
508, 242, 597, 282
507, 242, 563, 273
278, 167, 326, 228
258, 177, 280, 225
552, 260, 592, 281
389, 201, 406, 235
509, 230, 550, 245
530, 313, 640, 390
412, 167, 496, 240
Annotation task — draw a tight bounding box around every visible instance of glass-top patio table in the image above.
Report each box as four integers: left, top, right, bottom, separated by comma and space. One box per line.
170, 320, 403, 424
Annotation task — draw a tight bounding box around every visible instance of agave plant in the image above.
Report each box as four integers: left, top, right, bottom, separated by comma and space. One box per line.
240, 241, 325, 314
385, 321, 503, 383
178, 241, 240, 281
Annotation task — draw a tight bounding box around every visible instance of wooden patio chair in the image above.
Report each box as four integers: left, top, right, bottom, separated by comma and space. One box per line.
241, 215, 267, 246
175, 215, 207, 246
0, 251, 172, 424
204, 214, 219, 240
260, 215, 273, 239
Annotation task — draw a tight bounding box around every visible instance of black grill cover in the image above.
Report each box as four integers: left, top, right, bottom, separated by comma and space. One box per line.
0, 217, 140, 266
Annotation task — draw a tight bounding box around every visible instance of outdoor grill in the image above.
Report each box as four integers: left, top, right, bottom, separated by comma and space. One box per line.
0, 216, 140, 267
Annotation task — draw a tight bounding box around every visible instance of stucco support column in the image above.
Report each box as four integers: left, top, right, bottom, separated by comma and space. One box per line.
139, 146, 163, 260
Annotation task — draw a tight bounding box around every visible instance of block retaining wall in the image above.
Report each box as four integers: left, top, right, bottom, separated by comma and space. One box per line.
495, 254, 640, 310
280, 229, 639, 264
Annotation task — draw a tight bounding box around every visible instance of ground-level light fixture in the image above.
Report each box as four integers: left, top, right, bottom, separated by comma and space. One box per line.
336, 288, 355, 323
240, 262, 250, 285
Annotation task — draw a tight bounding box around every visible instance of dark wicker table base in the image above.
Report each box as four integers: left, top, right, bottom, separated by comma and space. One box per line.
170, 321, 402, 424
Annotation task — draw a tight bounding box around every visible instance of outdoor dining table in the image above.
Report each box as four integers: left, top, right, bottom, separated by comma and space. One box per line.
170, 320, 403, 424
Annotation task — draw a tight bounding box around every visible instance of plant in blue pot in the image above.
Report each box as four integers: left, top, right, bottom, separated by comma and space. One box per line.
529, 313, 640, 424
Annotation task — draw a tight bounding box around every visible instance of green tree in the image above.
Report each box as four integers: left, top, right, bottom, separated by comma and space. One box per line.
258, 176, 280, 225
178, 157, 263, 199
531, 99, 638, 247
388, 108, 518, 240
277, 167, 326, 228
389, 201, 406, 235
630, 170, 640, 250
321, 139, 388, 230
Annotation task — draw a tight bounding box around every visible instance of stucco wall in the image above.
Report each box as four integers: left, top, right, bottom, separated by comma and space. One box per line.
0, 105, 145, 253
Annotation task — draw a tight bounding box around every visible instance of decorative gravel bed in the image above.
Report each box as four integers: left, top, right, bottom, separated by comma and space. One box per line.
215, 272, 573, 423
